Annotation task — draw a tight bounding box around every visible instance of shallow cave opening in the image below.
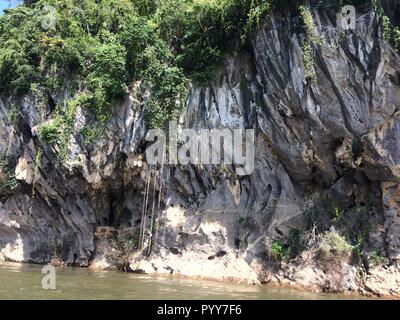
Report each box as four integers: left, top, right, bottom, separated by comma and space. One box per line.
106, 188, 139, 228
108, 192, 117, 227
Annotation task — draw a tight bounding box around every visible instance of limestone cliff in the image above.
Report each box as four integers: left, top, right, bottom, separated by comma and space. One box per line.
1, 3, 400, 297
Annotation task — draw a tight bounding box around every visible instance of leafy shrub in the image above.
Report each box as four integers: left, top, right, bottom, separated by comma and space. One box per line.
302, 41, 316, 81
155, 0, 271, 81
4, 0, 393, 141
38, 117, 63, 144
266, 228, 307, 263
145, 66, 188, 128
318, 230, 353, 259
298, 4, 324, 82
88, 42, 127, 101
6, 104, 19, 125
106, 231, 139, 272
299, 5, 321, 44
371, 0, 400, 52
394, 27, 400, 51
269, 240, 287, 262
381, 15, 392, 41
322, 196, 347, 222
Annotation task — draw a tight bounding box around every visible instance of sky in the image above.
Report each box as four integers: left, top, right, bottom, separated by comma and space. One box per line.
0, 0, 22, 14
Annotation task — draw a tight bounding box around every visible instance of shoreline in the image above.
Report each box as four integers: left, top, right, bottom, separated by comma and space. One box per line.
3, 259, 391, 300
0, 260, 373, 300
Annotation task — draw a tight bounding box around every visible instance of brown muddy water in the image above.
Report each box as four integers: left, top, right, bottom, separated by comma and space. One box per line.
0, 262, 370, 300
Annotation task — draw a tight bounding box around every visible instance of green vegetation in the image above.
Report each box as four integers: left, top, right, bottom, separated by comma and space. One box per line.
298, 5, 321, 45
298, 5, 321, 81
269, 240, 287, 262
6, 104, 19, 125
1, 0, 398, 147
318, 230, 353, 259
34, 148, 43, 175
38, 117, 63, 144
38, 93, 92, 159
394, 28, 400, 51
266, 228, 306, 263
371, 0, 400, 51
302, 41, 316, 81
300, 189, 385, 267
0, 0, 274, 135
322, 196, 347, 223
0, 0, 183, 137
381, 15, 392, 42
0, 154, 18, 191
370, 250, 389, 266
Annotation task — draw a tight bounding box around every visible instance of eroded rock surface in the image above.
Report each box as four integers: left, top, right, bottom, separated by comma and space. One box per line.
1, 7, 400, 297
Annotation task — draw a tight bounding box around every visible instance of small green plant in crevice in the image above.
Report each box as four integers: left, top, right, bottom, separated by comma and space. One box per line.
299, 5, 324, 82
351, 231, 367, 263
302, 41, 316, 81
38, 117, 63, 145
6, 104, 19, 125
298, 5, 322, 45
381, 15, 392, 42
322, 196, 346, 223
318, 229, 353, 260
34, 149, 43, 177
80, 126, 101, 146
266, 229, 307, 264
354, 232, 366, 251
61, 93, 94, 157
394, 27, 400, 51
38, 93, 91, 162
268, 240, 288, 262
370, 250, 389, 266
371, 0, 400, 52
0, 154, 18, 191
333, 206, 344, 222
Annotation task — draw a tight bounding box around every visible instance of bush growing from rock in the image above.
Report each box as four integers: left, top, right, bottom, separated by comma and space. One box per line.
318, 229, 353, 260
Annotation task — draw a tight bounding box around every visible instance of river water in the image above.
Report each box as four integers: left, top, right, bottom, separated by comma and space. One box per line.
0, 262, 368, 300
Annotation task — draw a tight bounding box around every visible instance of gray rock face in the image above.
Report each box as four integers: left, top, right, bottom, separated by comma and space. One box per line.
0, 7, 400, 294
